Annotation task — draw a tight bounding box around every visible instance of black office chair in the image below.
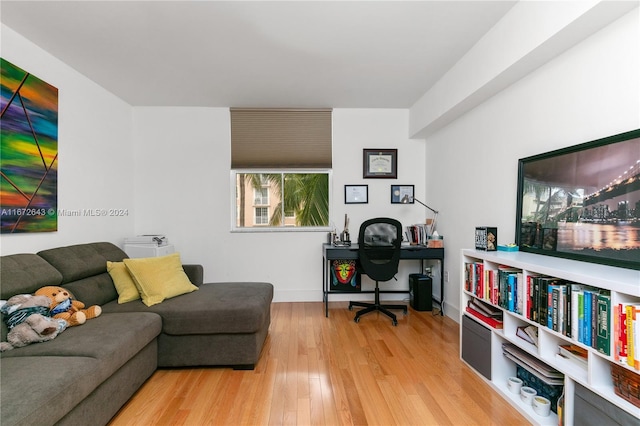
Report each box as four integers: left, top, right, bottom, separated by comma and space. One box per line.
349, 217, 407, 325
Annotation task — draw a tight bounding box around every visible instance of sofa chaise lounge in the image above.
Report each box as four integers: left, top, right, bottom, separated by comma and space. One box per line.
0, 242, 273, 426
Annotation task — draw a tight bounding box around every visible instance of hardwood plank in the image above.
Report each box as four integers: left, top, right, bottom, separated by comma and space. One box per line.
109, 302, 527, 426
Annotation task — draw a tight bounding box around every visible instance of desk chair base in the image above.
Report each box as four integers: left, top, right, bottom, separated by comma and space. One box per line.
349, 285, 407, 326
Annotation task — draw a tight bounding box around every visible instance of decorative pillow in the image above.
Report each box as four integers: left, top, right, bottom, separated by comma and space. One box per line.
106, 261, 140, 304
123, 253, 198, 307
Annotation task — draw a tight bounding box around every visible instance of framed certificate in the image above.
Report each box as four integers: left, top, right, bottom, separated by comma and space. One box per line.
363, 149, 397, 178
345, 185, 368, 204
391, 185, 414, 204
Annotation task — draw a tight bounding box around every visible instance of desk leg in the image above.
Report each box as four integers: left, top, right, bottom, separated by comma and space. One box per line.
323, 255, 329, 317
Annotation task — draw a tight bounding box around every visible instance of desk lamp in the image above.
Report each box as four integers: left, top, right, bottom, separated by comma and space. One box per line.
400, 195, 439, 237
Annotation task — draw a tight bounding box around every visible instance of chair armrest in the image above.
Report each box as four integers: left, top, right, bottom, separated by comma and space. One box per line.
183, 264, 204, 286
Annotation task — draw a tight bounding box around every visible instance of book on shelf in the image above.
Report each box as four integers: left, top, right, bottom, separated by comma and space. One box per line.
516, 325, 538, 347
465, 305, 503, 329
497, 265, 519, 311
596, 292, 611, 356
524, 325, 539, 347
613, 303, 640, 370
558, 344, 588, 369
516, 272, 524, 316
469, 297, 502, 318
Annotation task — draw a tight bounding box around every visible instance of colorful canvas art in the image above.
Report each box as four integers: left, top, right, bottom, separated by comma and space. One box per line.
331, 259, 361, 291
1, 58, 58, 233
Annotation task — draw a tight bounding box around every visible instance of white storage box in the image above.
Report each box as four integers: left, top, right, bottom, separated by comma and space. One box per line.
124, 244, 174, 258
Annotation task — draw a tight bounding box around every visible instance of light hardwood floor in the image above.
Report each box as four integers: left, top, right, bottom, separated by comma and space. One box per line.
109, 302, 527, 425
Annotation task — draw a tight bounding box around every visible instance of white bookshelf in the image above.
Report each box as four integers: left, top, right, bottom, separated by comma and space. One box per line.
459, 249, 640, 426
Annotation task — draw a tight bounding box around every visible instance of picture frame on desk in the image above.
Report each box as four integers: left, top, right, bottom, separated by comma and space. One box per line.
344, 185, 368, 204
363, 148, 397, 178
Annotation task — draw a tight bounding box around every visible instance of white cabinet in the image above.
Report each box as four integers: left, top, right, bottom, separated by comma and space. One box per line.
459, 249, 640, 425
124, 244, 174, 258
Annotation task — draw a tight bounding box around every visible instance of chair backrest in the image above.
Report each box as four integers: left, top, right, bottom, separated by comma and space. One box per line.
357, 217, 402, 282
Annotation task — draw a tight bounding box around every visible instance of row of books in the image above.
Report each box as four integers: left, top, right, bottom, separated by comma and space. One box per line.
404, 224, 429, 245
615, 303, 640, 371
464, 262, 522, 310
464, 262, 612, 356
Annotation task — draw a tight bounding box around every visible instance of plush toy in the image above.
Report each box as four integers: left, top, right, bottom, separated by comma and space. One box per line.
0, 294, 67, 351
35, 286, 102, 327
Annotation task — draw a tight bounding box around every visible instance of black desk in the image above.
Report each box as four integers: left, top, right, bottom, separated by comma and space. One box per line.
322, 243, 445, 317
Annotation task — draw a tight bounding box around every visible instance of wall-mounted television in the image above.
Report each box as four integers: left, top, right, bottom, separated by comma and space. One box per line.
516, 129, 640, 270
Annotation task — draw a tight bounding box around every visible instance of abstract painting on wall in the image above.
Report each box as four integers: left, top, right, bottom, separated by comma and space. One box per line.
1, 58, 58, 233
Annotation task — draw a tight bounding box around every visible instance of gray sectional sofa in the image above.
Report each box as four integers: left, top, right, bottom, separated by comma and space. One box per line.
0, 242, 273, 426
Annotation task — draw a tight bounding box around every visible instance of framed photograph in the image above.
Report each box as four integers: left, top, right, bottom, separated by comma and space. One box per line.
391, 185, 414, 204
516, 128, 640, 270
363, 149, 397, 178
345, 185, 368, 204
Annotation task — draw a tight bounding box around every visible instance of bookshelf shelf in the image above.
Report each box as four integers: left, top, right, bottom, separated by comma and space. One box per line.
460, 249, 640, 426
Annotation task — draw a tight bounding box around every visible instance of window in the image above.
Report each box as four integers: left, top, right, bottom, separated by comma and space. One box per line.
231, 109, 332, 231
234, 171, 330, 229
254, 207, 269, 225
254, 187, 269, 205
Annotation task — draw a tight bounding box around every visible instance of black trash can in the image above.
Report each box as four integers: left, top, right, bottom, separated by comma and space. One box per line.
409, 273, 432, 311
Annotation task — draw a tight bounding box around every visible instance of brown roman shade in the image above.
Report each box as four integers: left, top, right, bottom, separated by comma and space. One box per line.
231, 108, 332, 168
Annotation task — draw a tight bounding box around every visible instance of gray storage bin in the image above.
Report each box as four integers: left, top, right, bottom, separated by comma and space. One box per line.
574, 382, 637, 426
461, 314, 492, 379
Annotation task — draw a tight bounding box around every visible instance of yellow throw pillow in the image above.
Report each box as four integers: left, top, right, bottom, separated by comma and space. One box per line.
123, 253, 198, 307
107, 261, 141, 304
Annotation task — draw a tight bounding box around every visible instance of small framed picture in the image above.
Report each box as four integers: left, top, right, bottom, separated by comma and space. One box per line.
391, 185, 414, 204
345, 185, 368, 204
363, 149, 397, 178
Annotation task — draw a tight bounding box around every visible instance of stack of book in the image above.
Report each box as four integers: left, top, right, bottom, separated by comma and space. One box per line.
465, 297, 503, 329
503, 343, 564, 385
557, 344, 588, 369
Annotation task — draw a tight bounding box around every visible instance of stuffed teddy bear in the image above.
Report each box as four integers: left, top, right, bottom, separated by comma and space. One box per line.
35, 286, 102, 327
0, 294, 67, 351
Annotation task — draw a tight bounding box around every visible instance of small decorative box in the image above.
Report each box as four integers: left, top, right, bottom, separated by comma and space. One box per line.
475, 227, 497, 251
498, 244, 519, 252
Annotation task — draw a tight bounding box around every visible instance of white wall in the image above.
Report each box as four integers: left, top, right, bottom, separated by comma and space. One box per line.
425, 9, 640, 321
132, 107, 427, 302
0, 25, 135, 255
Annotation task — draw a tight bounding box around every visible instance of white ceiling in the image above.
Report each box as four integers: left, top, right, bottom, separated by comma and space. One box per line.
1, 1, 517, 108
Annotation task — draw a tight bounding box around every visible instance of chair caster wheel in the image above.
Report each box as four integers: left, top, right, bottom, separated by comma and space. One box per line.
348, 305, 353, 311
392, 319, 398, 326
354, 317, 360, 323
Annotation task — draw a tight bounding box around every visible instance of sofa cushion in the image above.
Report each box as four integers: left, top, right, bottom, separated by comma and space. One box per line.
1, 312, 161, 384
61, 272, 119, 307
123, 253, 198, 307
107, 261, 141, 303
38, 242, 128, 283
0, 356, 99, 426
102, 282, 273, 335
0, 253, 63, 299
